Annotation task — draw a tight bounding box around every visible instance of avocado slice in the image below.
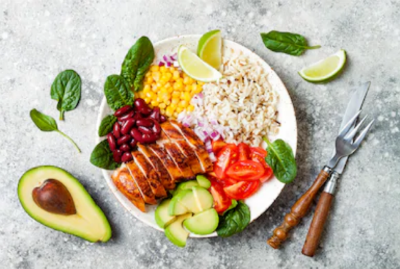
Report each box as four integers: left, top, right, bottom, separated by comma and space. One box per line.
155, 199, 176, 228
171, 180, 199, 196
183, 208, 219, 235
192, 186, 213, 211
196, 175, 211, 189
18, 166, 112, 242
165, 213, 192, 247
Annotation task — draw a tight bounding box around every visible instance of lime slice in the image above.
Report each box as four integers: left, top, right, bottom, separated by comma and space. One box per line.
178, 46, 222, 82
299, 50, 346, 82
197, 30, 222, 70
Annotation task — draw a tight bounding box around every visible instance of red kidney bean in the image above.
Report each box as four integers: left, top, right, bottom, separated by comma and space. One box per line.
114, 105, 133, 117
140, 107, 153, 116
138, 126, 153, 135
119, 144, 130, 152
142, 133, 158, 143
160, 115, 167, 123
113, 150, 122, 163
148, 107, 161, 122
107, 133, 117, 151
117, 134, 131, 145
118, 110, 135, 122
133, 112, 142, 121
134, 98, 152, 115
121, 152, 133, 162
130, 138, 138, 148
136, 118, 154, 128
130, 128, 145, 143
121, 118, 136, 135
152, 120, 161, 135
113, 122, 122, 139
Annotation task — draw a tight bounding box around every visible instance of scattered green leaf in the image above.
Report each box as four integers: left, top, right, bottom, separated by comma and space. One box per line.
50, 70, 81, 120
104, 75, 134, 111
222, 200, 238, 216
98, 115, 117, 137
217, 200, 250, 237
90, 139, 121, 170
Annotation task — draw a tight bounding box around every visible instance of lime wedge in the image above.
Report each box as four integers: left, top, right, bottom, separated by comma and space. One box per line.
197, 30, 222, 70
299, 49, 346, 82
178, 46, 222, 82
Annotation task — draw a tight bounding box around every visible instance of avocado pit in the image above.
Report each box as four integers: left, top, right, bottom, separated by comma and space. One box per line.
32, 178, 76, 215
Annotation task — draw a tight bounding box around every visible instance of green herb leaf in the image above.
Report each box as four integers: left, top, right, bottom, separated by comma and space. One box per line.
121, 36, 155, 91
90, 139, 121, 170
263, 137, 297, 183
260, 31, 321, 56
98, 115, 117, 137
104, 75, 134, 111
30, 109, 81, 152
222, 200, 238, 216
50, 70, 81, 120
217, 200, 250, 237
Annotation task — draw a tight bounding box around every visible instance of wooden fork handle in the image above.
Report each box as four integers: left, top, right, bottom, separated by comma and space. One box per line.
267, 167, 331, 249
302, 192, 334, 257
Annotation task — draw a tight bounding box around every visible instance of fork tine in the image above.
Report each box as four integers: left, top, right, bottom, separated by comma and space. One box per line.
339, 110, 361, 137
344, 115, 368, 141
352, 119, 375, 148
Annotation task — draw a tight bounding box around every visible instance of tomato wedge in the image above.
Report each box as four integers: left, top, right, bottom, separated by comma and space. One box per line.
217, 177, 237, 187
226, 160, 265, 181
214, 144, 238, 179
250, 147, 273, 182
238, 143, 250, 161
224, 180, 261, 200
211, 139, 227, 155
209, 178, 232, 214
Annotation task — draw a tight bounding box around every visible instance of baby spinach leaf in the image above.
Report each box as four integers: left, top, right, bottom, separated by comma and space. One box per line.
30, 109, 81, 152
104, 75, 134, 111
222, 200, 238, 216
263, 137, 297, 183
261, 31, 321, 56
121, 36, 155, 91
98, 115, 117, 137
217, 200, 250, 237
50, 70, 81, 120
90, 139, 121, 170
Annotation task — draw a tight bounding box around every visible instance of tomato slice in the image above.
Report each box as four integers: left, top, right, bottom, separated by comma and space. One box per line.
226, 160, 265, 181
224, 180, 261, 200
211, 139, 227, 155
238, 143, 250, 161
217, 177, 237, 187
214, 144, 238, 179
209, 178, 232, 214
250, 147, 273, 182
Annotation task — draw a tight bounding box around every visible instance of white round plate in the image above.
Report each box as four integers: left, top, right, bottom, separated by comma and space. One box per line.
96, 35, 297, 238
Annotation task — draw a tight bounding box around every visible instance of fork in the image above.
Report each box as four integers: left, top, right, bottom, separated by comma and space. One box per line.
267, 111, 374, 249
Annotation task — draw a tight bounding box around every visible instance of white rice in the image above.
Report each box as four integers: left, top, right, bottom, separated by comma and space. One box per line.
190, 52, 280, 147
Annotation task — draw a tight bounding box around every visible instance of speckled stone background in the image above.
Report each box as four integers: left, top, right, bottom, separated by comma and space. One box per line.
1, 0, 399, 268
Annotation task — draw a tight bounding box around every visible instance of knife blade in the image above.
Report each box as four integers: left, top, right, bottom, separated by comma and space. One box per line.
332, 81, 370, 174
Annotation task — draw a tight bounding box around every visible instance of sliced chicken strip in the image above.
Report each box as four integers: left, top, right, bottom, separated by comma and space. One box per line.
132, 151, 167, 198
147, 143, 185, 182
111, 167, 146, 212
126, 160, 157, 205
169, 120, 213, 172
161, 122, 204, 174
137, 144, 175, 190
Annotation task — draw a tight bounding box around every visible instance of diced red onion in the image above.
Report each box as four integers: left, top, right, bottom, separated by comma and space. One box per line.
166, 62, 172, 67
158, 61, 165, 66
198, 92, 204, 98
163, 55, 169, 62
198, 122, 204, 127
210, 131, 219, 139
170, 53, 177, 61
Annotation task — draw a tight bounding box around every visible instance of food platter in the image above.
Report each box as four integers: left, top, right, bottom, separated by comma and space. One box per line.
96, 35, 297, 238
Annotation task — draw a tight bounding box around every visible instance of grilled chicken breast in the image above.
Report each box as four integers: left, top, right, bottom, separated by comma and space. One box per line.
111, 167, 146, 212
169, 120, 213, 172
132, 151, 167, 198
137, 144, 176, 190
126, 160, 157, 204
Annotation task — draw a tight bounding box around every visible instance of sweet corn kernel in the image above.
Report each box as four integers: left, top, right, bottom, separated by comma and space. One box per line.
173, 112, 179, 118
144, 97, 151, 103
188, 105, 195, 112
183, 76, 191, 85
146, 77, 153, 84
143, 85, 151, 92
167, 87, 174, 93
151, 100, 159, 107
169, 66, 176, 73
185, 85, 192, 92
145, 72, 152, 78
179, 100, 188, 107
173, 71, 180, 80
170, 103, 177, 110
159, 103, 166, 109
160, 66, 167, 73
152, 71, 160, 82
176, 107, 183, 113
172, 91, 181, 98
164, 82, 172, 89
150, 65, 159, 72
183, 92, 191, 101
171, 98, 179, 104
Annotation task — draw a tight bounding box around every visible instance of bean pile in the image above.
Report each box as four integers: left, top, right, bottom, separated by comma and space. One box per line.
107, 98, 166, 163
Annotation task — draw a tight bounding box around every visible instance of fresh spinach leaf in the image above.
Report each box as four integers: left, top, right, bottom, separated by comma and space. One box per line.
222, 200, 238, 216
50, 70, 81, 120
98, 115, 117, 137
30, 109, 81, 152
263, 137, 297, 183
104, 75, 134, 111
261, 31, 321, 56
121, 36, 155, 91
90, 139, 121, 170
217, 200, 250, 237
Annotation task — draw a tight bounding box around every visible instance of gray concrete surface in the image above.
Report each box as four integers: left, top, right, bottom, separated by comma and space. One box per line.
1, 0, 399, 268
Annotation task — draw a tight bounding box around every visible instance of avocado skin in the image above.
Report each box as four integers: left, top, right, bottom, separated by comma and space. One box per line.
18, 165, 112, 243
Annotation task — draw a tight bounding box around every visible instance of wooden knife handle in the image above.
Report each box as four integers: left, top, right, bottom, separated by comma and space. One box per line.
302, 192, 334, 257
267, 167, 331, 249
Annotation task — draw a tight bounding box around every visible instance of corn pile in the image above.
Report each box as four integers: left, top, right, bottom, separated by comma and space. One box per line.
137, 65, 204, 118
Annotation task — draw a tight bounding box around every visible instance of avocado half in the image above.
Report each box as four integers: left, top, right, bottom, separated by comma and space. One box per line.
18, 166, 112, 243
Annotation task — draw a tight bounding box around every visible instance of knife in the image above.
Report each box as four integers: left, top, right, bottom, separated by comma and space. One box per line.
267, 82, 371, 249
301, 82, 371, 256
